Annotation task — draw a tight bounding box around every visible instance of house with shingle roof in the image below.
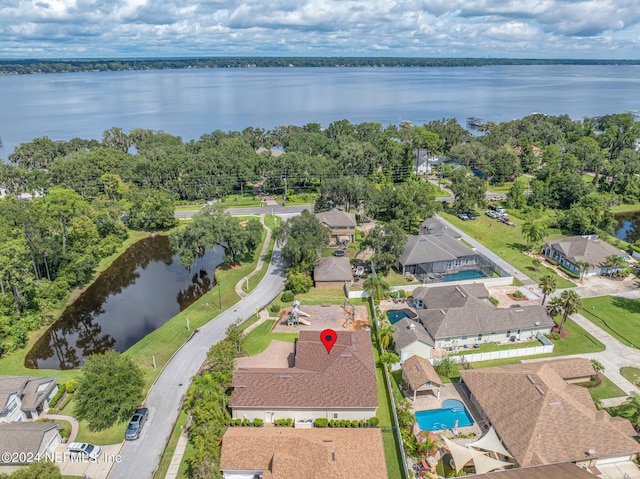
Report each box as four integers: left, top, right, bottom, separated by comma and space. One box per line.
542, 235, 628, 277
474, 462, 597, 479
314, 208, 357, 246
219, 428, 388, 479
313, 257, 353, 288
0, 421, 62, 465
401, 355, 442, 400
0, 376, 58, 423
230, 331, 377, 423
459, 358, 640, 470
395, 285, 553, 360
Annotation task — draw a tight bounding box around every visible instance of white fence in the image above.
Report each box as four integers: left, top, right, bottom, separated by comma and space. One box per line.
447, 342, 553, 363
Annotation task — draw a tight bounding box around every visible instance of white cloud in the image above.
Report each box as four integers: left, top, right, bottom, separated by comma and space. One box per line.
0, 0, 639, 58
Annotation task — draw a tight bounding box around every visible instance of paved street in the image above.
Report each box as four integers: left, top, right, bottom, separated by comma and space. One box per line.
434, 214, 537, 285
108, 243, 286, 479
175, 204, 313, 219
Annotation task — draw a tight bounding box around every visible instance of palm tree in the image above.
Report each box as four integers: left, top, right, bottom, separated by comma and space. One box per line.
521, 221, 546, 252
378, 320, 395, 350
576, 261, 591, 281
546, 296, 564, 325
618, 393, 640, 429
604, 255, 626, 277
538, 274, 557, 305
558, 290, 582, 333
364, 274, 390, 302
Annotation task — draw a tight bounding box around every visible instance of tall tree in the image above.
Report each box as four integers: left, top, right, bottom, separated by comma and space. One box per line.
617, 393, 640, 428
557, 290, 582, 333
361, 222, 407, 274
521, 221, 546, 251
272, 209, 330, 273
42, 188, 89, 257
74, 350, 145, 431
364, 274, 390, 302
538, 274, 557, 305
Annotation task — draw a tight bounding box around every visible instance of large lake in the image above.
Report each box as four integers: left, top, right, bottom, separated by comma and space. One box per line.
2, 65, 640, 158
25, 235, 223, 370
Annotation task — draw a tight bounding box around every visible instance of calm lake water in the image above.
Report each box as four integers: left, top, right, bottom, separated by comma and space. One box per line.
615, 213, 640, 244
25, 235, 222, 370
2, 65, 640, 159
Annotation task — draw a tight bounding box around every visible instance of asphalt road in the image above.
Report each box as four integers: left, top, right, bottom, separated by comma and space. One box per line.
108, 243, 286, 479
175, 204, 313, 219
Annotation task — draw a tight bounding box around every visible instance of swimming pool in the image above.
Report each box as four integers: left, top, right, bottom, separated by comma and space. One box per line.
415, 399, 474, 431
386, 308, 417, 325
442, 269, 487, 282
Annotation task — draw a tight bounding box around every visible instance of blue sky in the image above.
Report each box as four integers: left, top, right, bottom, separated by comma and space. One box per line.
1, 0, 639, 59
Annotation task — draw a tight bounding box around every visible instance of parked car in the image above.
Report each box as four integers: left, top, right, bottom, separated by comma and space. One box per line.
66, 442, 102, 461
466, 211, 476, 220
458, 213, 469, 220
332, 249, 346, 257
125, 407, 149, 441
486, 210, 498, 218
355, 266, 365, 279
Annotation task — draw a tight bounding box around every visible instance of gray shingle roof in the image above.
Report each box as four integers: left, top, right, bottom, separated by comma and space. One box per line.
417, 297, 553, 340
545, 235, 626, 267
314, 208, 357, 228
399, 234, 476, 267
412, 284, 489, 308
230, 331, 377, 409
0, 376, 57, 413
0, 422, 60, 458
394, 318, 434, 350
314, 257, 353, 282
419, 218, 461, 238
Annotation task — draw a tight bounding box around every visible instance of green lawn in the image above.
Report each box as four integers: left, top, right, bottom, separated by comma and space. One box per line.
292, 287, 347, 305
154, 409, 189, 479
621, 367, 640, 386
455, 340, 541, 355
443, 211, 576, 288
588, 375, 626, 402
580, 296, 640, 349
384, 269, 418, 287
612, 203, 640, 214
242, 320, 298, 356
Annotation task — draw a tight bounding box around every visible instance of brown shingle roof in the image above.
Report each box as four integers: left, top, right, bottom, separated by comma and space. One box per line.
314, 257, 353, 282
460, 359, 640, 467
230, 331, 377, 409
474, 462, 596, 479
219, 428, 388, 479
401, 355, 442, 390
315, 208, 357, 228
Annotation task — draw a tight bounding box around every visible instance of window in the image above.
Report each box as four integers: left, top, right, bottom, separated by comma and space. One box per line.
333, 413, 339, 420
7, 398, 19, 415
478, 334, 483, 341
506, 330, 511, 338
455, 259, 461, 266
446, 262, 453, 270
461, 336, 468, 340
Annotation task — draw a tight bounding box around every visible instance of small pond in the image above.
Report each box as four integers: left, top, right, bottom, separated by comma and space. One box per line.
25, 235, 223, 370
615, 212, 640, 244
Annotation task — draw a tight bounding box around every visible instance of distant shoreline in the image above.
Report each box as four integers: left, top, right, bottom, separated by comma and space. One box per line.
2, 57, 640, 75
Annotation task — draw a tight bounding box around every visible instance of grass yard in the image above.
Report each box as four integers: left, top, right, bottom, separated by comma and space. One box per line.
384, 269, 418, 287
587, 375, 626, 402
154, 408, 189, 479
242, 320, 298, 356
612, 203, 640, 214
292, 287, 348, 305
621, 367, 640, 386
443, 211, 576, 288
455, 340, 541, 355
580, 296, 640, 349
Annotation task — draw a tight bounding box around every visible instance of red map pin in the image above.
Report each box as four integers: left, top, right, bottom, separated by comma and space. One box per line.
320, 329, 337, 354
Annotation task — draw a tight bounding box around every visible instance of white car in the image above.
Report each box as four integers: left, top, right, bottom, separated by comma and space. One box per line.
66, 442, 102, 461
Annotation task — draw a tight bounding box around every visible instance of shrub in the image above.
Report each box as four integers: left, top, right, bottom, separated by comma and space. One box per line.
397, 290, 406, 298
577, 376, 602, 388
545, 332, 561, 341
285, 271, 313, 294
49, 383, 66, 409
270, 302, 282, 314
65, 379, 77, 394
512, 290, 523, 299
281, 290, 295, 302
59, 424, 72, 441
253, 418, 263, 427
488, 296, 499, 306
242, 418, 251, 426
58, 395, 73, 412
328, 419, 335, 428
234, 418, 242, 426
351, 420, 359, 428
314, 418, 328, 428
285, 418, 292, 427
367, 417, 380, 427
359, 420, 364, 427
341, 419, 349, 427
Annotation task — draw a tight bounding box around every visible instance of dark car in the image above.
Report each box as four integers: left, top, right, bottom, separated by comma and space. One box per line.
466, 212, 476, 220
125, 407, 149, 441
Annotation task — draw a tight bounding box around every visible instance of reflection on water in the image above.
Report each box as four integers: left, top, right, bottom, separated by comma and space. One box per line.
614, 212, 640, 244
25, 235, 222, 370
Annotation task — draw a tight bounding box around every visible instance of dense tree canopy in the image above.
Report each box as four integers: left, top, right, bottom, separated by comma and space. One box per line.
74, 350, 145, 431
273, 209, 330, 273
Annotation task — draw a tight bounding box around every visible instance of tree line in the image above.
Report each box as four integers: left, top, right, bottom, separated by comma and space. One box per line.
3, 58, 640, 75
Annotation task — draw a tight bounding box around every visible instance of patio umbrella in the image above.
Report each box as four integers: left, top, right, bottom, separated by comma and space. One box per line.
443, 437, 485, 473
471, 453, 513, 474
468, 426, 514, 459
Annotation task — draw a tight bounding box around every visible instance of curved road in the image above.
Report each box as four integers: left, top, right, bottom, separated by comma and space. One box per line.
108, 235, 287, 479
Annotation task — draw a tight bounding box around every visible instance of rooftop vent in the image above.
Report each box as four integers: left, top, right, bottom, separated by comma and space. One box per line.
409, 323, 416, 330
549, 401, 562, 407
279, 375, 291, 379
535, 385, 545, 396
415, 364, 421, 372
332, 452, 336, 461
351, 335, 357, 352
515, 309, 524, 313
534, 321, 540, 326
587, 449, 597, 456
340, 353, 353, 358
322, 440, 333, 443
440, 309, 446, 315
526, 374, 536, 384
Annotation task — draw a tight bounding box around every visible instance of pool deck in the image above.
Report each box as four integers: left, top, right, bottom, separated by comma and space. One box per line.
405, 383, 483, 442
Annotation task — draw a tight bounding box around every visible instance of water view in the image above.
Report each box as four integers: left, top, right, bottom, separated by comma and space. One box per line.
1, 64, 640, 158
25, 235, 223, 370
615, 212, 640, 245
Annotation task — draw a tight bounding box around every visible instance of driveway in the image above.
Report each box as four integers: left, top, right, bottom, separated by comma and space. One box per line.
57, 443, 122, 479
108, 244, 286, 479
